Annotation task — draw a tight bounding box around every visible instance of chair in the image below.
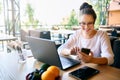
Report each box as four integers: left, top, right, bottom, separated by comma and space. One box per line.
20, 29, 29, 49
29, 30, 51, 39
109, 36, 118, 49
39, 31, 51, 39
112, 39, 120, 68
109, 36, 120, 68
20, 29, 29, 42
29, 30, 63, 49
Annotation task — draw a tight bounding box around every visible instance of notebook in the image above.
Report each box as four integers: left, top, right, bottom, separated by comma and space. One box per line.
26, 36, 80, 70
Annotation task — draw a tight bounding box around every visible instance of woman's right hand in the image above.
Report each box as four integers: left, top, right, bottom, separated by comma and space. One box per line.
70, 47, 80, 55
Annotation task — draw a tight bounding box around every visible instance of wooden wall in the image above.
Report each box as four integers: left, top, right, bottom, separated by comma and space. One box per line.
108, 0, 120, 25
108, 10, 120, 25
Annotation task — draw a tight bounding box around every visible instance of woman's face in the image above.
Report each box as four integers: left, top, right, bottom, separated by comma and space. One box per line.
79, 14, 95, 34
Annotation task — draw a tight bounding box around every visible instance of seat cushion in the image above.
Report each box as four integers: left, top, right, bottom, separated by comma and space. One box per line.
109, 36, 118, 49
112, 39, 120, 68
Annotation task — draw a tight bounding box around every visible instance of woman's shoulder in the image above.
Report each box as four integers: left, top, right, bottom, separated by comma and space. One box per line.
96, 30, 108, 38
97, 30, 107, 35
97, 30, 107, 33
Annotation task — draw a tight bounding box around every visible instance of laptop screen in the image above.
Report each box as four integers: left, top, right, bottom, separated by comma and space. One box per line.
26, 36, 62, 68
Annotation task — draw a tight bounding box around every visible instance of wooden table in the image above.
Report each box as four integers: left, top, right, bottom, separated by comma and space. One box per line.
0, 34, 17, 50
0, 51, 120, 80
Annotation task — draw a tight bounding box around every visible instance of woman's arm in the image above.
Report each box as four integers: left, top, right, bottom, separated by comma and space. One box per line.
79, 52, 108, 65
100, 31, 114, 65
90, 57, 108, 65
57, 30, 80, 56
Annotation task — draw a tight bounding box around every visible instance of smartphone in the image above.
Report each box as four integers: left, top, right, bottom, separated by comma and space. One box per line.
69, 66, 100, 80
81, 48, 90, 55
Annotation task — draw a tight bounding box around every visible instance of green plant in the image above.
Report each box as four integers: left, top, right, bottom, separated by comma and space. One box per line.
87, 0, 111, 29
22, 3, 39, 29
66, 9, 79, 30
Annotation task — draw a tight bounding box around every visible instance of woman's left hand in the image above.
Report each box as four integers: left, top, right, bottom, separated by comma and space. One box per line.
78, 51, 94, 63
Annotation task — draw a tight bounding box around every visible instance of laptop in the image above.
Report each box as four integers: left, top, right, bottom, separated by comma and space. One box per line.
26, 36, 80, 70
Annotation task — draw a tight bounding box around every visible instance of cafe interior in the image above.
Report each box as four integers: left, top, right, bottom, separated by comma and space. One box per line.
0, 0, 120, 80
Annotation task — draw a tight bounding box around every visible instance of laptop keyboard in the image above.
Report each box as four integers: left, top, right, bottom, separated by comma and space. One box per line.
59, 56, 80, 69
60, 56, 79, 64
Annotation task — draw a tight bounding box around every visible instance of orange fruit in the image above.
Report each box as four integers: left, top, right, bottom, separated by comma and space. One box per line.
47, 66, 60, 77
41, 71, 55, 80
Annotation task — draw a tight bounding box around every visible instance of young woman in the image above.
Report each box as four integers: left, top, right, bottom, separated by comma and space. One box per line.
58, 2, 114, 65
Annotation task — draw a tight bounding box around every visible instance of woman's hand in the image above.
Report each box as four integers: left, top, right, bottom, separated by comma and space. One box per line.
78, 51, 93, 63
70, 47, 80, 55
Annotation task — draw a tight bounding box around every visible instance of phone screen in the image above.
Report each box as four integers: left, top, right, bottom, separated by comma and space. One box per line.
81, 48, 90, 55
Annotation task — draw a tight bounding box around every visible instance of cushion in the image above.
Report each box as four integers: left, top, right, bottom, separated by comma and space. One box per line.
112, 39, 120, 68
